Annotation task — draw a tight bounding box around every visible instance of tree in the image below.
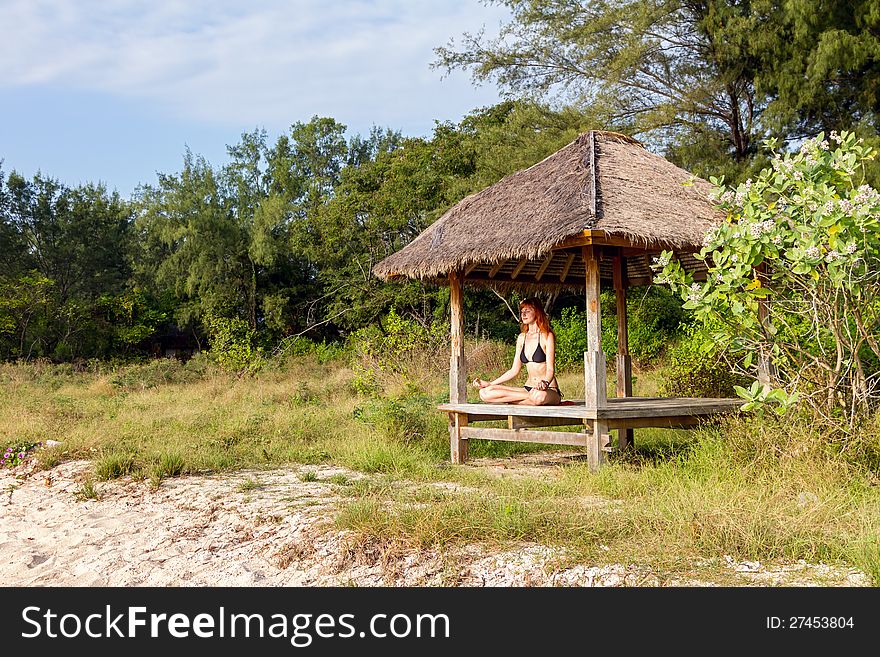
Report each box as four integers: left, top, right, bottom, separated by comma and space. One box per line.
4, 172, 131, 304
310, 101, 591, 335
435, 0, 770, 161
759, 0, 880, 139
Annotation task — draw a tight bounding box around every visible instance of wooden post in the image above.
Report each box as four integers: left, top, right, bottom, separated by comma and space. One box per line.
755, 264, 775, 386
448, 272, 468, 464
448, 271, 467, 404
587, 420, 609, 472
449, 412, 468, 464
612, 251, 634, 452
583, 246, 607, 411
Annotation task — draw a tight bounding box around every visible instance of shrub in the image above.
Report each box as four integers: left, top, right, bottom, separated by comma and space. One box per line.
554, 286, 687, 369
1, 440, 42, 468
204, 315, 265, 374
659, 322, 747, 398
346, 308, 447, 395
655, 130, 880, 430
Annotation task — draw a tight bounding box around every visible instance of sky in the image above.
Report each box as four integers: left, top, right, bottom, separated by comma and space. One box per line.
0, 0, 510, 199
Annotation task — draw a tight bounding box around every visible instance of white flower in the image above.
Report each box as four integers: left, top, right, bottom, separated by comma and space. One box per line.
687, 283, 703, 302
805, 246, 821, 259
825, 250, 840, 262
652, 253, 671, 268
830, 130, 840, 143
846, 243, 857, 254
792, 170, 803, 180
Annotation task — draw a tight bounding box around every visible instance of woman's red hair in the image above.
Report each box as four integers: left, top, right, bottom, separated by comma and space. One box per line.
519, 297, 553, 336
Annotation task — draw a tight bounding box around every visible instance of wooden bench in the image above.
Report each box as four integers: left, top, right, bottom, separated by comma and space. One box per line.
439, 397, 743, 471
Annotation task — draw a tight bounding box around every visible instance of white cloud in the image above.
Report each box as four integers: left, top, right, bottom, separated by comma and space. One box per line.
0, 0, 509, 132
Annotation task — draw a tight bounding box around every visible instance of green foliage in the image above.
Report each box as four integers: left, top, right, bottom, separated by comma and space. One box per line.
733, 380, 800, 416
346, 308, 447, 395
278, 336, 345, 364
1, 439, 42, 468
95, 452, 136, 480
96, 289, 166, 349
760, 1, 880, 139
352, 395, 447, 456
553, 307, 590, 369
659, 322, 748, 398
604, 287, 689, 363
205, 315, 265, 373
152, 452, 185, 481
435, 1, 767, 160
554, 287, 687, 369
655, 130, 880, 429
74, 479, 100, 501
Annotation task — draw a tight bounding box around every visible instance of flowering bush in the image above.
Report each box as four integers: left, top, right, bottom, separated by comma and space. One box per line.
2, 440, 42, 468
653, 131, 880, 431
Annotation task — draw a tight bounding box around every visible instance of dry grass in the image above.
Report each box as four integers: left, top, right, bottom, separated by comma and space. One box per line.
2, 354, 878, 584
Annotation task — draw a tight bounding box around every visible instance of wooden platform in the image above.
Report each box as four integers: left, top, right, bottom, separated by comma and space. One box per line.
439, 396, 743, 470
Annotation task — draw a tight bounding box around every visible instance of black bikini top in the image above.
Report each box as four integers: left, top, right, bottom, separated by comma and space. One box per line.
520, 335, 547, 363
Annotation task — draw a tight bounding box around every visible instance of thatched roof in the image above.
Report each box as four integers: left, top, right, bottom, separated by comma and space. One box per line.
373, 131, 724, 291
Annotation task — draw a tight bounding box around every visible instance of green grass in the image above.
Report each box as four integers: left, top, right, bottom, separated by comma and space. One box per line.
2, 352, 878, 584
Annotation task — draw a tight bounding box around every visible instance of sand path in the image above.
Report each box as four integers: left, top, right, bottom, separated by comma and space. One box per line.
0, 459, 870, 587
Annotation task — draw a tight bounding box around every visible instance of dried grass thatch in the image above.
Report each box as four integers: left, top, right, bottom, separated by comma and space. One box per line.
373, 131, 724, 290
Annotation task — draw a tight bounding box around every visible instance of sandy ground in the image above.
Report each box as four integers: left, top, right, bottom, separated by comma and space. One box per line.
0, 456, 871, 587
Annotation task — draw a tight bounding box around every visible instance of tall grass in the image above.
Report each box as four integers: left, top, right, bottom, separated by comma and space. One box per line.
1, 347, 878, 584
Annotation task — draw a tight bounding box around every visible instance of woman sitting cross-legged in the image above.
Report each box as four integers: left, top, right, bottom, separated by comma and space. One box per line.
472, 297, 563, 405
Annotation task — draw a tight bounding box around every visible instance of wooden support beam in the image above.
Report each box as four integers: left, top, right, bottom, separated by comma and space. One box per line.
449, 413, 468, 464
460, 426, 589, 447
464, 262, 480, 276
510, 258, 528, 280
559, 253, 575, 283
583, 245, 607, 410
607, 416, 701, 430
554, 229, 684, 252
755, 263, 775, 385
488, 260, 505, 278
535, 253, 554, 281
611, 250, 633, 446
583, 246, 602, 353
508, 415, 584, 429
448, 271, 467, 404
587, 419, 610, 471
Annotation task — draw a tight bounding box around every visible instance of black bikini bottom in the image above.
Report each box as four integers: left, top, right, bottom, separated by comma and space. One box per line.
524, 385, 562, 397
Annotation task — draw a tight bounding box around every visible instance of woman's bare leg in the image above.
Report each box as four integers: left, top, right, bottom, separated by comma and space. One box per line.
478, 384, 531, 403
523, 389, 562, 406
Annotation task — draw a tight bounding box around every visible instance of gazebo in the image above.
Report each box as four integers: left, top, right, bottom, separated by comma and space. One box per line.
373, 131, 742, 470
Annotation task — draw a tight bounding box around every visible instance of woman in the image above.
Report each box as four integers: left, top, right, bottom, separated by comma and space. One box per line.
473, 297, 563, 405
